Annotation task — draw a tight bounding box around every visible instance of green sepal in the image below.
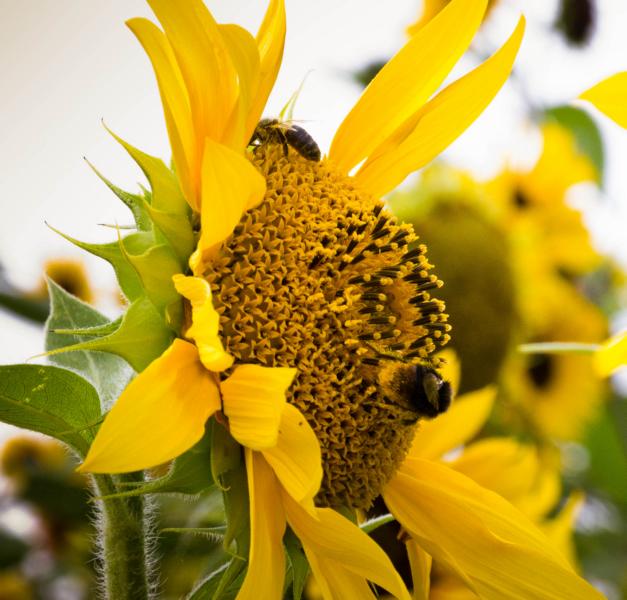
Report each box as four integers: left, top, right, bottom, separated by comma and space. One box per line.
144, 200, 195, 263
0, 364, 101, 457
96, 428, 215, 499
210, 419, 243, 486
187, 558, 246, 600
544, 105, 605, 186
48, 224, 153, 302
46, 279, 132, 409
51, 316, 123, 338
284, 528, 309, 600
45, 296, 174, 372
221, 463, 250, 557
85, 158, 152, 231
120, 240, 183, 325
360, 513, 396, 534
106, 125, 188, 214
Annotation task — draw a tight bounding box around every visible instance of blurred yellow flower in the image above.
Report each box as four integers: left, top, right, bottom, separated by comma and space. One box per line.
407, 0, 498, 36
34, 258, 94, 303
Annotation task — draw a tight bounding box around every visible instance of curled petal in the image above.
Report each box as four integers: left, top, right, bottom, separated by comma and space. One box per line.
172, 274, 233, 371
222, 365, 296, 450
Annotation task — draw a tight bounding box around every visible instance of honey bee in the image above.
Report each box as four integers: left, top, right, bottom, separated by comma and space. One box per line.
378, 362, 452, 421
249, 118, 321, 162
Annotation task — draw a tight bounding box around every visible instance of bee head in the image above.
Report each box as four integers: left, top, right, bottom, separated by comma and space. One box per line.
411, 365, 452, 419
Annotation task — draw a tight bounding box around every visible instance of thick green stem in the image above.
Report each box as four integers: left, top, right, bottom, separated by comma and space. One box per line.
93, 473, 152, 599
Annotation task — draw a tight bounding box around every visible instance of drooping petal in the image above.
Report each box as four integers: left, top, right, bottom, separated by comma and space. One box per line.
384, 458, 604, 600
194, 138, 266, 261
250, 0, 286, 136
78, 339, 220, 473
408, 387, 496, 461
172, 274, 234, 371
221, 365, 296, 450
330, 0, 488, 173
450, 438, 541, 507
282, 492, 411, 600
593, 330, 627, 376
579, 72, 627, 129
406, 539, 432, 600
307, 552, 377, 600
354, 16, 525, 197
237, 450, 286, 600
262, 403, 322, 507
126, 17, 196, 209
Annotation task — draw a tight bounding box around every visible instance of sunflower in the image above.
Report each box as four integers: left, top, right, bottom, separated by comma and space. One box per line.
62, 0, 602, 597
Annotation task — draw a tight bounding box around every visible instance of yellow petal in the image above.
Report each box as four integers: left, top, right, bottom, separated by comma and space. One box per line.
409, 387, 495, 461
354, 16, 525, 197
78, 340, 220, 473
126, 17, 196, 209
282, 492, 411, 600
384, 458, 603, 600
195, 138, 266, 259
330, 0, 488, 174
541, 491, 585, 569
249, 0, 286, 136
594, 330, 627, 376
580, 72, 627, 129
406, 539, 432, 600
221, 365, 296, 450
450, 438, 541, 507
218, 24, 261, 150
172, 274, 234, 371
306, 552, 377, 600
262, 403, 322, 507
148, 0, 238, 146
238, 450, 286, 600
514, 464, 562, 522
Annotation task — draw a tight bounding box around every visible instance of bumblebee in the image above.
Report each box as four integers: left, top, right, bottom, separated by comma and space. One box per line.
378, 361, 452, 421
249, 118, 321, 162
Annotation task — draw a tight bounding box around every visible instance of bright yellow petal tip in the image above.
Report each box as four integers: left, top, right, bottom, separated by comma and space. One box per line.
594, 330, 627, 376
580, 72, 627, 129
221, 364, 297, 450
78, 340, 220, 474
172, 274, 234, 372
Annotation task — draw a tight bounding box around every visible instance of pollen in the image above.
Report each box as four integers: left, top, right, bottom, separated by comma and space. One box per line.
198, 143, 449, 509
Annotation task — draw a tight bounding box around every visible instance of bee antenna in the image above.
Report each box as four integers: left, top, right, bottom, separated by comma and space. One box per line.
279, 70, 315, 121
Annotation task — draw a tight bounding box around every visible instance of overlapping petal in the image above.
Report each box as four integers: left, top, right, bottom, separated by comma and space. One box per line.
384, 458, 603, 600
330, 0, 487, 174
282, 491, 411, 600
406, 540, 432, 600
221, 364, 296, 450
354, 16, 525, 197
173, 274, 234, 371
409, 387, 496, 461
579, 72, 627, 129
238, 450, 286, 600
78, 339, 220, 473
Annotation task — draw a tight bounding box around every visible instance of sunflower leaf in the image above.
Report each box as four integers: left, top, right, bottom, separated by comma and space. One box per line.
45, 296, 174, 373
45, 279, 132, 409
545, 105, 605, 185
0, 364, 101, 456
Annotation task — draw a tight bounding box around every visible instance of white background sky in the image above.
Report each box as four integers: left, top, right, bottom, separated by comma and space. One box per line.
0, 0, 626, 378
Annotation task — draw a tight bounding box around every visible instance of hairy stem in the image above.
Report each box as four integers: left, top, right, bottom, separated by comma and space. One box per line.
93, 473, 152, 599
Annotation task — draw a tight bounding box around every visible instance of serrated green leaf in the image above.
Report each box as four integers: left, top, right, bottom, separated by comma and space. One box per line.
46, 279, 132, 409
96, 428, 214, 499
86, 158, 152, 231
46, 296, 174, 372
187, 558, 246, 600
0, 364, 101, 456
285, 528, 309, 600
48, 225, 153, 301
144, 201, 195, 263
107, 127, 188, 214
545, 105, 605, 185
121, 241, 182, 321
